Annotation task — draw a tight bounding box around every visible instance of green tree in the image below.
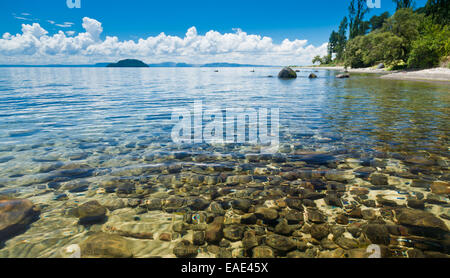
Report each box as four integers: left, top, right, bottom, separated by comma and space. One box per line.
312, 55, 323, 65
392, 0, 415, 10
344, 32, 405, 68
382, 8, 423, 55
328, 31, 339, 57
336, 17, 349, 60
424, 0, 450, 25
408, 17, 450, 68
369, 12, 390, 31
349, 0, 369, 39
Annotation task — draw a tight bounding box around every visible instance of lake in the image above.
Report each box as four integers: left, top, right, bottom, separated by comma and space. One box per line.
0, 67, 449, 258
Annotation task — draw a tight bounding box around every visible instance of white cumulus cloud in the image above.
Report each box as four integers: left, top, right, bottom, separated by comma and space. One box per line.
0, 17, 328, 65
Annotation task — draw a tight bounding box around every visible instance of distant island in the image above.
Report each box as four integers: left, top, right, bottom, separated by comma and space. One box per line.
106, 59, 149, 68
0, 61, 273, 68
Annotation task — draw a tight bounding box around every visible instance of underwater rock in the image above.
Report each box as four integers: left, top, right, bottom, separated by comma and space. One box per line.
255, 207, 279, 222
173, 240, 199, 258
223, 225, 245, 241
231, 199, 252, 212
266, 234, 296, 252
205, 216, 225, 243
75, 200, 107, 225
362, 224, 390, 245
0, 198, 40, 242
310, 223, 330, 240
395, 208, 448, 233
80, 233, 132, 258
252, 246, 275, 258
431, 181, 450, 195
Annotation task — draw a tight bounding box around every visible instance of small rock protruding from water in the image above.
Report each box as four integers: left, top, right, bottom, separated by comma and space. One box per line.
278, 67, 297, 79
308, 73, 318, 78
336, 73, 350, 78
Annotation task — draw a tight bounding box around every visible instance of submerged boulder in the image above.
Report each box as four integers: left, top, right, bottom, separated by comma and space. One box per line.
74, 200, 107, 225
80, 233, 132, 258
278, 67, 297, 79
395, 208, 448, 237
0, 198, 40, 242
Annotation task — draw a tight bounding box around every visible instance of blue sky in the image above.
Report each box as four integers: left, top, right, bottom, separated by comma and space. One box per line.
0, 0, 428, 65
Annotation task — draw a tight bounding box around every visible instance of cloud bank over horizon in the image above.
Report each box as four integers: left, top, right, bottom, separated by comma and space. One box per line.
0, 17, 328, 65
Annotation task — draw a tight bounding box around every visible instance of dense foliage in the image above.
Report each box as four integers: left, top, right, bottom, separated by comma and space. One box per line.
313, 0, 450, 69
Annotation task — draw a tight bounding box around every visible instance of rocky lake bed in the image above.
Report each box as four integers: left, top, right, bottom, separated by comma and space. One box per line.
0, 67, 448, 258
1, 145, 449, 258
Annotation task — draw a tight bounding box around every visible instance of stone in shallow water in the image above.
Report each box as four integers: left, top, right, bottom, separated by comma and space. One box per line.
254, 207, 279, 222
193, 231, 205, 246
407, 199, 425, 210
205, 216, 224, 244
362, 224, 390, 245
298, 153, 336, 165
310, 223, 329, 240
242, 230, 258, 250
0, 198, 40, 242
223, 225, 245, 241
61, 180, 90, 193
163, 196, 185, 212
325, 170, 355, 182
285, 198, 303, 211
265, 234, 296, 252
335, 214, 349, 225
395, 208, 448, 233
240, 213, 257, 225
230, 199, 252, 212
187, 198, 210, 211
405, 155, 435, 166
361, 209, 377, 220
411, 179, 431, 188
307, 208, 326, 224
143, 198, 162, 211
335, 236, 359, 250
252, 246, 274, 258
159, 233, 172, 241
80, 233, 132, 258
325, 193, 342, 207
75, 200, 107, 225
278, 67, 297, 79
284, 210, 304, 224
431, 181, 450, 195
275, 219, 293, 236
173, 240, 198, 258
370, 173, 388, 185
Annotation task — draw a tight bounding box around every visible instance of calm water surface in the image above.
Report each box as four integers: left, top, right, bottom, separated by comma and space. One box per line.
0, 67, 448, 258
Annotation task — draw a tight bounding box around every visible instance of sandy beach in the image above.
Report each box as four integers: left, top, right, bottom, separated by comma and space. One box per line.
380, 67, 450, 82
299, 66, 450, 82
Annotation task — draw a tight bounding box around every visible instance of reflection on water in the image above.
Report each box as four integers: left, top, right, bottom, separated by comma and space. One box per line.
0, 68, 448, 258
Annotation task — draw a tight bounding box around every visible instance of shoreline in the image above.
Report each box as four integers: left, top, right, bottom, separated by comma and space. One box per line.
298, 66, 450, 83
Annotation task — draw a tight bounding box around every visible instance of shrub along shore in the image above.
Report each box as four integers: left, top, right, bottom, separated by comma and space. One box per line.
312, 0, 450, 72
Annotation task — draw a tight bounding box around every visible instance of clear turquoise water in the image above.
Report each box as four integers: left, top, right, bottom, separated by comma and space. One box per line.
0, 67, 449, 258
0, 67, 448, 191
